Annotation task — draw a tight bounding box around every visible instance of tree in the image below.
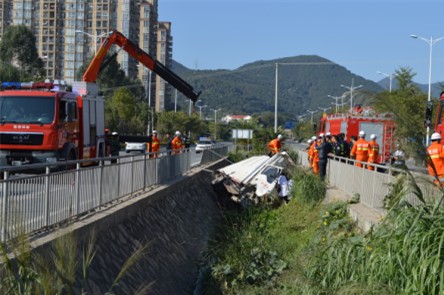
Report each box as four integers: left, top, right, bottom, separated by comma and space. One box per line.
105, 88, 146, 134
0, 64, 21, 81
0, 25, 42, 78
374, 67, 427, 161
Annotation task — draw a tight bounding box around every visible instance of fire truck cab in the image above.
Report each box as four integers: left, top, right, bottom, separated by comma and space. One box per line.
0, 81, 106, 169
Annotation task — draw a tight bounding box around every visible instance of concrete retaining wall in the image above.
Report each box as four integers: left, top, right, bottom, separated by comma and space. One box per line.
30, 160, 230, 294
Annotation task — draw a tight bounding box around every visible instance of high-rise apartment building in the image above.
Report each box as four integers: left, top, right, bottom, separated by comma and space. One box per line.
155, 21, 172, 112
0, 0, 173, 111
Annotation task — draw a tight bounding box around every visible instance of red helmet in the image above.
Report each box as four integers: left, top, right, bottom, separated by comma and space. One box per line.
105, 128, 110, 134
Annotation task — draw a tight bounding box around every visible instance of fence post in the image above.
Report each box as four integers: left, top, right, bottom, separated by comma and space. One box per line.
143, 153, 147, 191
117, 158, 121, 199
131, 156, 134, 196
75, 163, 80, 215
98, 160, 104, 207
44, 166, 50, 227
1, 171, 9, 242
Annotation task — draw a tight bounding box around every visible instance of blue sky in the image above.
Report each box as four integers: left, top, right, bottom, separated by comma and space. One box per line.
159, 0, 444, 85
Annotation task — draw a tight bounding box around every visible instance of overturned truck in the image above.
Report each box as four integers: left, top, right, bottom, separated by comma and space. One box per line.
212, 152, 296, 207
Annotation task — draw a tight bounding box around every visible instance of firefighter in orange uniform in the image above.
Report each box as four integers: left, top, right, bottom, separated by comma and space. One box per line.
307, 139, 313, 167
426, 132, 444, 184
312, 135, 322, 175
268, 134, 283, 156
171, 131, 184, 155
148, 130, 160, 158
307, 136, 317, 169
367, 134, 380, 171
350, 130, 369, 168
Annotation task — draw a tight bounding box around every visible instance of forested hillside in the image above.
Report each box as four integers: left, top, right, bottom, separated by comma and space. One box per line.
173, 55, 384, 117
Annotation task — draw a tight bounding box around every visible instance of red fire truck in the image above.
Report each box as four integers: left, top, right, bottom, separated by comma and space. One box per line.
0, 30, 199, 170
318, 105, 396, 163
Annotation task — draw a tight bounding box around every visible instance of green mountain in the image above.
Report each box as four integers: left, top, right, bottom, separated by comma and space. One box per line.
173, 55, 384, 118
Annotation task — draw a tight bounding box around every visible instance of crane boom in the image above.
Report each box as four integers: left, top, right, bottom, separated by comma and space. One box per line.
83, 30, 200, 102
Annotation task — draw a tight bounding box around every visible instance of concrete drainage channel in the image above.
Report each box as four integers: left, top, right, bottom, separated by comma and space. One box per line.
28, 158, 231, 294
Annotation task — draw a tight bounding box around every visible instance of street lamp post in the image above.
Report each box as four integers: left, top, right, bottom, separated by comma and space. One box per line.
328, 95, 342, 113
307, 110, 318, 125
75, 30, 112, 54
410, 34, 444, 146
341, 79, 363, 112
319, 107, 331, 114
274, 63, 279, 133
196, 102, 207, 119
210, 108, 221, 140
377, 71, 397, 92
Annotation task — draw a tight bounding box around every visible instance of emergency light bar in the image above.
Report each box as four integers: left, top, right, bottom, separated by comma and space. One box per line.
1, 81, 55, 90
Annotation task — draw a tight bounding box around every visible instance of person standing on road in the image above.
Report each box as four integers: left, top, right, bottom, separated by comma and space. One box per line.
171, 131, 184, 155
426, 132, 444, 184
350, 131, 369, 168
165, 132, 172, 155
268, 134, 283, 156
148, 130, 160, 158
367, 134, 380, 171
315, 134, 332, 181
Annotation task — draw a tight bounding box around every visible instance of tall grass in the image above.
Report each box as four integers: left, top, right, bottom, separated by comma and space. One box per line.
304, 171, 444, 294
0, 230, 151, 294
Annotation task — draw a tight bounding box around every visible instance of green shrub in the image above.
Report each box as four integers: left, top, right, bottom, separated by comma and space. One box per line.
292, 168, 326, 203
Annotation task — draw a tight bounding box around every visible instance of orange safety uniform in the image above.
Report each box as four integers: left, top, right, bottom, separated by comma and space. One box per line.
308, 142, 315, 168
268, 138, 281, 155
148, 136, 160, 158
367, 139, 380, 171
312, 140, 320, 175
350, 137, 369, 168
426, 141, 444, 178
171, 136, 183, 154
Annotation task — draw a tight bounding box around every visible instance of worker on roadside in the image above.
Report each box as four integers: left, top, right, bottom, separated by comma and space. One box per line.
367, 134, 380, 171
308, 136, 317, 169
165, 132, 172, 155
312, 135, 322, 175
350, 130, 369, 168
426, 132, 444, 185
148, 130, 160, 158
171, 131, 184, 155
315, 134, 332, 181
268, 134, 283, 156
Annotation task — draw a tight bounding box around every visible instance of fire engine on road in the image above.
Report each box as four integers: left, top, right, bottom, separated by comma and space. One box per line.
0, 30, 200, 171
318, 105, 396, 163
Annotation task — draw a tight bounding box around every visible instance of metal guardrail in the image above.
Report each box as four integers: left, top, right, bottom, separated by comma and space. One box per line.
296, 150, 439, 215
0, 145, 229, 242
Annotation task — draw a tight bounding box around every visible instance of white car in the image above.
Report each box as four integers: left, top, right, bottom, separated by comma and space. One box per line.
195, 139, 213, 153
125, 142, 147, 153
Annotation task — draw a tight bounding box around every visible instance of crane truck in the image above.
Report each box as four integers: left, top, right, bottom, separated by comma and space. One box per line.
0, 30, 200, 170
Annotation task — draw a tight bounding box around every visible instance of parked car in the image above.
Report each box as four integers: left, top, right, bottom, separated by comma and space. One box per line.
196, 139, 213, 153
125, 142, 146, 153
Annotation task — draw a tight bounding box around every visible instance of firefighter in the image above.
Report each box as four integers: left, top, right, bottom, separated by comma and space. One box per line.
426, 132, 444, 184
315, 134, 332, 181
308, 136, 317, 168
171, 131, 184, 155
350, 130, 369, 168
367, 134, 380, 171
268, 134, 283, 156
148, 130, 160, 158
312, 136, 321, 175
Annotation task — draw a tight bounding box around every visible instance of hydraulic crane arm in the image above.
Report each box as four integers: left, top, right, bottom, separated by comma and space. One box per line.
83, 30, 200, 102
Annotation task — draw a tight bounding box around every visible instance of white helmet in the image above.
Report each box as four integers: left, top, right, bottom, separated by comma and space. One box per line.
153, 130, 158, 134
112, 132, 118, 136
277, 134, 283, 140
307, 139, 312, 144
359, 130, 365, 137
431, 132, 442, 141
311, 136, 317, 140
175, 131, 181, 136
326, 132, 331, 137
370, 134, 376, 140
319, 133, 325, 137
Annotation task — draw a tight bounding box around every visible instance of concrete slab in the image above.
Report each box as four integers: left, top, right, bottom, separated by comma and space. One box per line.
324, 185, 384, 233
